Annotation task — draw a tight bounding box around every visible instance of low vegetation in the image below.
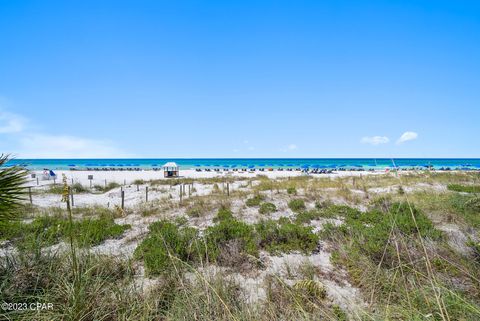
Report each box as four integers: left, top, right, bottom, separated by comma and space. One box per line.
94, 181, 121, 192
288, 199, 306, 212
0, 213, 131, 250
245, 194, 264, 207
447, 183, 480, 193
259, 202, 277, 214
2, 166, 480, 320
136, 207, 319, 275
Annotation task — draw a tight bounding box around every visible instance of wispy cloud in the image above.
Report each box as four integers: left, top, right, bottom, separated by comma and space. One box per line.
360, 136, 390, 145
280, 143, 298, 152
0, 104, 128, 158
17, 134, 128, 158
0, 109, 26, 134
396, 131, 418, 144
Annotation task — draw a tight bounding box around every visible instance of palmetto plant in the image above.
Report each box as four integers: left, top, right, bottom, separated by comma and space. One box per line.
0, 154, 27, 224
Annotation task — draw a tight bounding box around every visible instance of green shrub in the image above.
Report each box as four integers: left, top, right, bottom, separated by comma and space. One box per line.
315, 200, 333, 209
288, 199, 306, 212
72, 183, 89, 193
259, 202, 277, 214
246, 194, 264, 207
213, 206, 234, 222
447, 184, 480, 193
134, 220, 203, 275
205, 219, 258, 259
47, 185, 65, 194
72, 216, 131, 246
133, 179, 145, 185
255, 219, 319, 254
2, 214, 130, 251
328, 202, 441, 265
287, 187, 297, 195
94, 182, 121, 192
464, 197, 480, 212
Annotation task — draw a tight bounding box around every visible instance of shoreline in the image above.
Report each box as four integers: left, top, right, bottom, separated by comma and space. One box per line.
25, 168, 477, 187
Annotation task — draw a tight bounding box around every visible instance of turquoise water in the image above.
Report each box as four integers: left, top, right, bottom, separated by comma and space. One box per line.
4, 158, 480, 170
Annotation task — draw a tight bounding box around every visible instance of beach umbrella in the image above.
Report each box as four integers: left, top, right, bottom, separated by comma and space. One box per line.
195, 164, 201, 167
248, 165, 255, 169
223, 165, 229, 168
231, 165, 237, 168
68, 164, 76, 167
259, 164, 265, 167
286, 164, 294, 167
301, 164, 310, 169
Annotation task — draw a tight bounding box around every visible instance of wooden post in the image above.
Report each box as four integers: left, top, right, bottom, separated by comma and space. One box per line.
179, 185, 182, 203
124, 179, 126, 186
71, 178, 74, 185
70, 187, 74, 207
188, 184, 191, 196
137, 184, 139, 192
36, 177, 39, 185
121, 190, 125, 209
227, 182, 230, 196
28, 187, 32, 204
146, 186, 149, 202
90, 180, 92, 188
105, 179, 107, 188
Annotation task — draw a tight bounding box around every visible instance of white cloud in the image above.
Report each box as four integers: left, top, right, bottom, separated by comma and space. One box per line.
280, 143, 298, 152
0, 110, 26, 134
16, 134, 128, 158
0, 103, 128, 158
361, 136, 390, 145
396, 131, 418, 144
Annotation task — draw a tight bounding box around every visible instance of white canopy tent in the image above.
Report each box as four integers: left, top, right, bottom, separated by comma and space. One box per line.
162, 162, 179, 177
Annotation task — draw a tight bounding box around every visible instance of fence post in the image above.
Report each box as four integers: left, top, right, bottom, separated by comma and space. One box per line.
36, 177, 39, 186
70, 187, 74, 207
146, 186, 149, 202
105, 179, 107, 188
179, 185, 182, 203
137, 184, 139, 192
121, 190, 125, 209
29, 187, 32, 204
227, 182, 230, 196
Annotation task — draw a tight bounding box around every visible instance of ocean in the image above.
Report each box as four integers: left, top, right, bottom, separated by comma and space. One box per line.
4, 158, 480, 170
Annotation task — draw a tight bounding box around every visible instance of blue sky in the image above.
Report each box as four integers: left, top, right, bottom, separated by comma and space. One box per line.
0, 0, 479, 158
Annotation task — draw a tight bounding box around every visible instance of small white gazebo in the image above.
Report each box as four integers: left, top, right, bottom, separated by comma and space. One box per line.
162, 162, 179, 178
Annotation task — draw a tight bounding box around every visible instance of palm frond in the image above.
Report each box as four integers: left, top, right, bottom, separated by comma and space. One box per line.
0, 154, 28, 223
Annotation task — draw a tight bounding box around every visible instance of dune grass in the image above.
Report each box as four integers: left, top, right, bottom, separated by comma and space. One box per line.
2, 171, 480, 320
